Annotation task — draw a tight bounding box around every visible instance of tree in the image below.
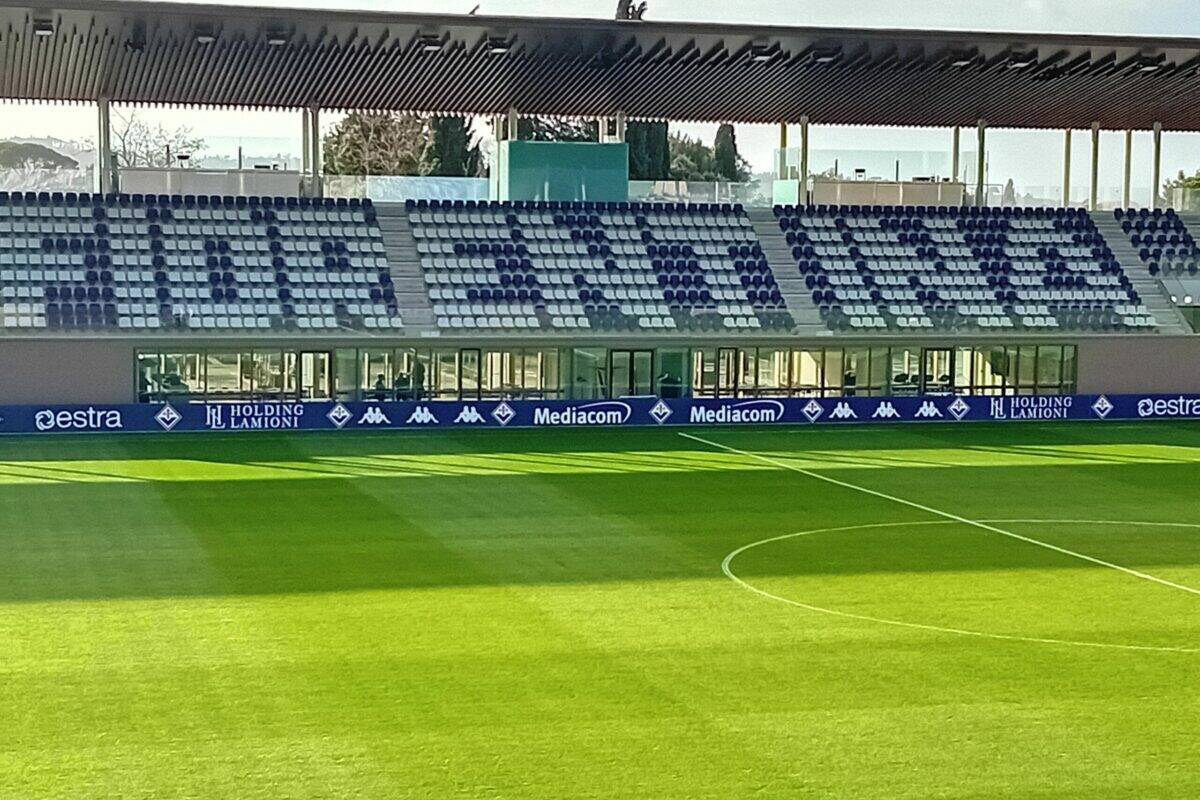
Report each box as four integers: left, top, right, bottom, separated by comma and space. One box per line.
323, 112, 431, 176
1002, 178, 1016, 206
627, 120, 670, 181
515, 117, 598, 142
0, 141, 78, 170
713, 123, 746, 182
111, 110, 206, 169
426, 117, 483, 177
667, 129, 752, 182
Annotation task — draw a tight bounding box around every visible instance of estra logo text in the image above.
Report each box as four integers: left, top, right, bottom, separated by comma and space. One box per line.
34, 407, 124, 432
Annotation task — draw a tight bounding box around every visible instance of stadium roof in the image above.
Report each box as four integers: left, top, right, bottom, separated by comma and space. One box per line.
5, 0, 1200, 130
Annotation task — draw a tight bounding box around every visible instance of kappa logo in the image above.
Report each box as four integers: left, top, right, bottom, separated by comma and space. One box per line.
829, 402, 857, 420
358, 406, 391, 426
914, 401, 943, 419
454, 406, 487, 424
871, 401, 901, 420
405, 405, 439, 425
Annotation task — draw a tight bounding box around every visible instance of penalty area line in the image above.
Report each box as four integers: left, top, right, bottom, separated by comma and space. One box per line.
678, 431, 1200, 600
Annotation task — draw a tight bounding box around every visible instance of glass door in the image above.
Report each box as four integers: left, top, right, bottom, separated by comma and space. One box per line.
609, 350, 654, 397
716, 348, 739, 398
460, 348, 481, 400
299, 351, 331, 400
922, 348, 953, 395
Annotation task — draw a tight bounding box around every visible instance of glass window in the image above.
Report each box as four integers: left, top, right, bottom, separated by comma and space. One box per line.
433, 350, 459, 399
1061, 345, 1077, 393
483, 350, 520, 398
254, 351, 285, 398
411, 350, 431, 401
460, 349, 481, 400
526, 349, 559, 399
737, 349, 757, 397
953, 348, 973, 394
1017, 346, 1039, 393
205, 352, 246, 398
361, 349, 393, 399
692, 349, 717, 398
756, 348, 789, 396
657, 349, 687, 398
136, 353, 160, 402
160, 352, 202, 399
923, 349, 953, 394
333, 349, 357, 401
889, 348, 919, 395
868, 347, 890, 394
790, 350, 823, 396
1036, 346, 1064, 393
571, 348, 607, 399
843, 348, 869, 396
716, 349, 739, 398
824, 349, 844, 396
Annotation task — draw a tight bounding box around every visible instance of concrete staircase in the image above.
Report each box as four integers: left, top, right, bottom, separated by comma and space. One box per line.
1092, 216, 1192, 334
374, 203, 437, 334
745, 207, 828, 336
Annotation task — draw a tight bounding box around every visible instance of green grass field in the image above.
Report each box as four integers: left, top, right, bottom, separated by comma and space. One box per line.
3, 421, 1200, 799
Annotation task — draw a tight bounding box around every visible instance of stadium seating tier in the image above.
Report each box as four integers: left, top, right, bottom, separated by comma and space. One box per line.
775, 204, 1155, 333
0, 191, 400, 333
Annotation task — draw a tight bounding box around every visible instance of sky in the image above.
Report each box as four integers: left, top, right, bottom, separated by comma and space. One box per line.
6, 0, 1200, 204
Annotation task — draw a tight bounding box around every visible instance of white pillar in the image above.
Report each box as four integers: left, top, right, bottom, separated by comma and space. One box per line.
615, 111, 626, 143
1151, 122, 1163, 210
307, 105, 322, 198
96, 98, 113, 195
951, 126, 960, 183
507, 108, 519, 141
975, 120, 987, 205
1122, 129, 1133, 209
774, 122, 788, 179
1089, 122, 1100, 211
301, 108, 311, 175
799, 115, 810, 201
1062, 129, 1072, 207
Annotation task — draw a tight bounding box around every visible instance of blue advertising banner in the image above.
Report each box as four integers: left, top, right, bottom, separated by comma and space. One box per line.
0, 393, 1198, 435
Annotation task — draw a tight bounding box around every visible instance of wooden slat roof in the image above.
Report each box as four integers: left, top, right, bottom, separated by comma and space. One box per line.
3, 0, 1200, 129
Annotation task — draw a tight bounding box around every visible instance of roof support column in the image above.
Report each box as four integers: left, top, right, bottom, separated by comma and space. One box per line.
974, 119, 986, 206
1122, 129, 1133, 209
1151, 122, 1163, 210
1062, 129, 1072, 207
799, 116, 809, 202
307, 105, 322, 198
951, 126, 960, 183
301, 108, 311, 175
1089, 122, 1100, 211
775, 122, 787, 179
96, 98, 113, 195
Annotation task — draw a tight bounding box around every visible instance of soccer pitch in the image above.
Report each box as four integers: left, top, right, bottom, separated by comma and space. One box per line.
3, 422, 1200, 799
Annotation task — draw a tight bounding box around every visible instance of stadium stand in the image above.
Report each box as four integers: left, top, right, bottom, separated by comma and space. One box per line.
409, 199, 795, 334
1115, 208, 1200, 277
775, 204, 1157, 333
0, 193, 1173, 337
0, 191, 400, 332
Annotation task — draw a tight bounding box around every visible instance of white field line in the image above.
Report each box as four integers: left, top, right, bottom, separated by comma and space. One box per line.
721, 520, 1200, 654
680, 432, 1200, 600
